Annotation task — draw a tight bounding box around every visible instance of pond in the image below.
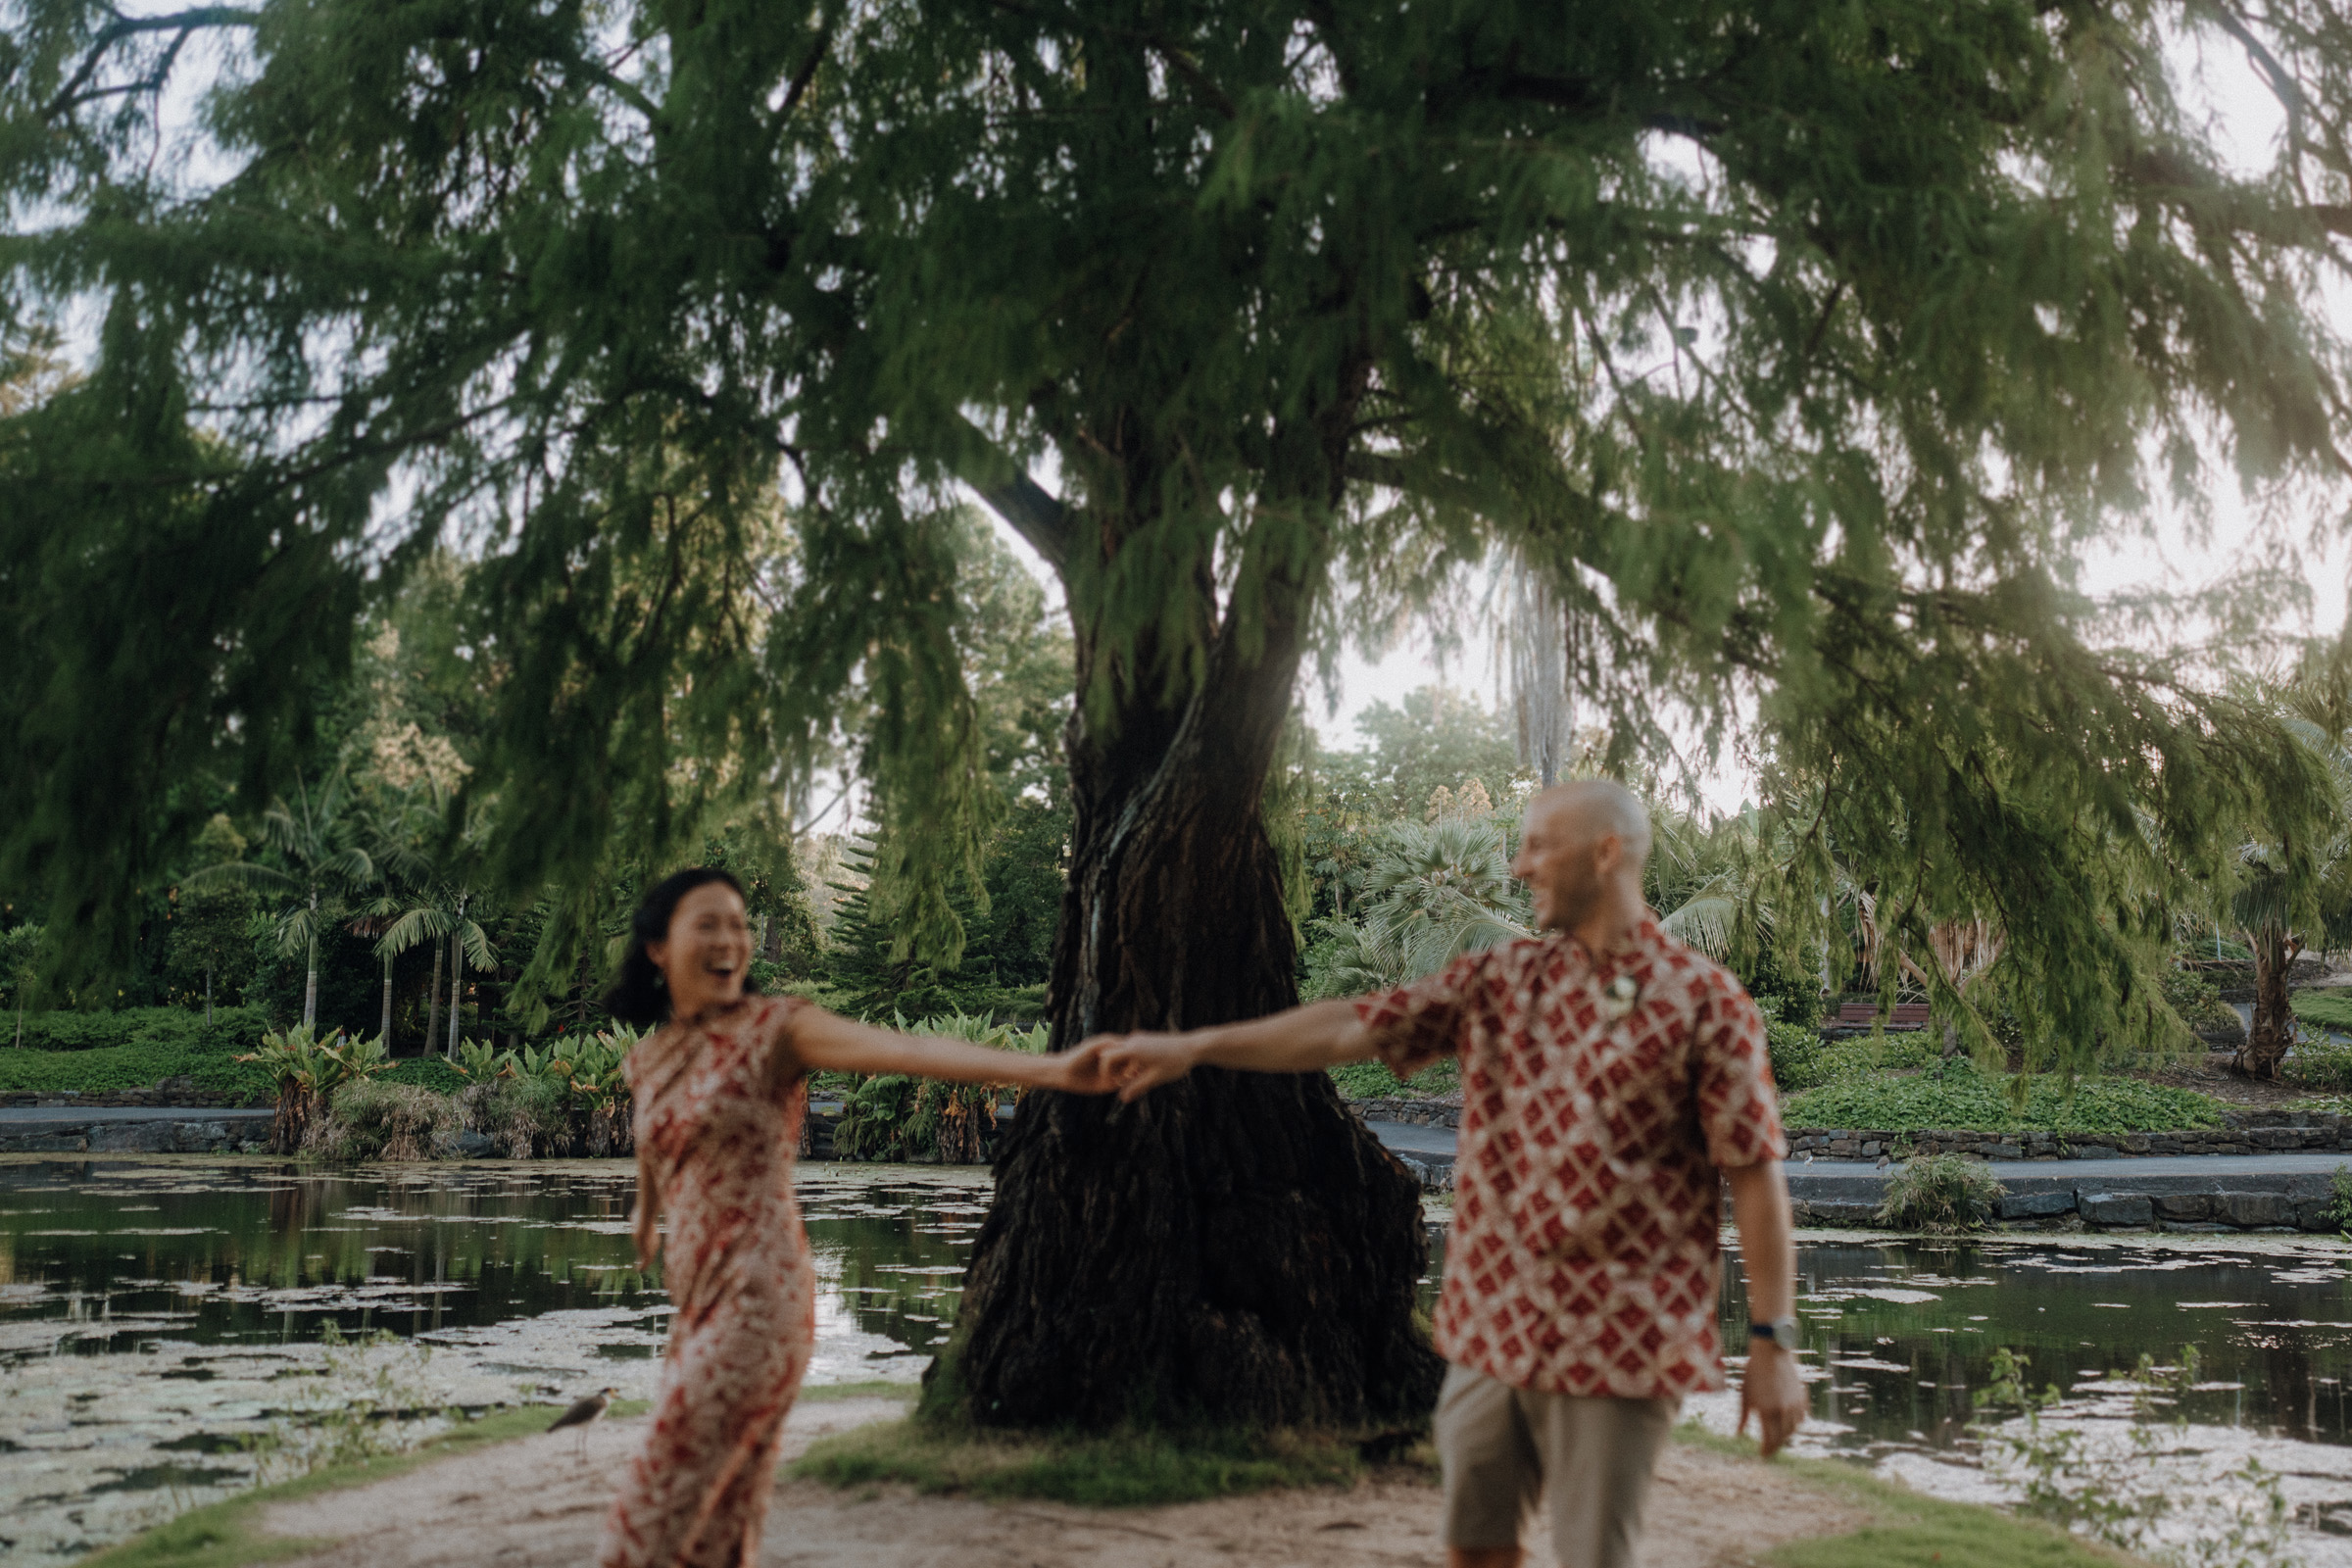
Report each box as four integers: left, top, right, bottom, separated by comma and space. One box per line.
5, 1158, 2352, 1566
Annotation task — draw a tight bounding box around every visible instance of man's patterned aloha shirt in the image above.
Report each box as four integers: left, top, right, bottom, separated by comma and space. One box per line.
1357, 917, 1785, 1399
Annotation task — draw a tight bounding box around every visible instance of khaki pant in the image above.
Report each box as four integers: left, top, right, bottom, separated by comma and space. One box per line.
1433, 1363, 1679, 1568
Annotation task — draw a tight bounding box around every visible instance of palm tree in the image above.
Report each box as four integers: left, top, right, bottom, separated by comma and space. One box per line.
193, 772, 374, 1030
348, 788, 436, 1049
376, 885, 497, 1055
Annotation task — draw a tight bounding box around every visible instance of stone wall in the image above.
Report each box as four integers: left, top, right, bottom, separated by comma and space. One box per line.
0, 1083, 262, 1110
1784, 1108, 2352, 1163
1353, 1099, 1461, 1129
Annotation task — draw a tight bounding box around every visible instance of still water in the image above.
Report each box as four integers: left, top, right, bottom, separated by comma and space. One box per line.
6, 1157, 2352, 1563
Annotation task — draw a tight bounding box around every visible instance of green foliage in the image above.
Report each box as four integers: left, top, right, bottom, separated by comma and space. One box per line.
236, 1022, 391, 1100
0, 1042, 273, 1100
791, 1416, 1370, 1507
2291, 991, 2352, 1031
379, 1056, 464, 1093
0, 1004, 270, 1054
2284, 1035, 2352, 1091
10, 0, 2347, 1097
1765, 1021, 1829, 1094
1302, 814, 1530, 999
1782, 1062, 2228, 1135
1314, 690, 1526, 827
311, 1080, 463, 1160
2328, 1165, 2352, 1232
828, 1013, 1040, 1162
1325, 1058, 1462, 1102
461, 1073, 568, 1159
1873, 1155, 2006, 1233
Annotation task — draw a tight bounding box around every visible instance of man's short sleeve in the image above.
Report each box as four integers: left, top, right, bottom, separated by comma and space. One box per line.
1353, 952, 1485, 1080
1693, 978, 1788, 1169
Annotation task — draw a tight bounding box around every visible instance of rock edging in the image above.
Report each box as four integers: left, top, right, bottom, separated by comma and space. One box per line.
1786, 1108, 2352, 1163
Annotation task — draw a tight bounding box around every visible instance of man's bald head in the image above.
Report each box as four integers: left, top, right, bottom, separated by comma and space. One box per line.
1512, 779, 1652, 941
1525, 780, 1652, 865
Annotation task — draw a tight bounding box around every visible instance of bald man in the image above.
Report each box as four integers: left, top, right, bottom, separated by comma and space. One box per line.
1097, 782, 1805, 1568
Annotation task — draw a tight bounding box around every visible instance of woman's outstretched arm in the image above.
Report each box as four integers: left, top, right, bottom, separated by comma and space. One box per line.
789, 1006, 1114, 1094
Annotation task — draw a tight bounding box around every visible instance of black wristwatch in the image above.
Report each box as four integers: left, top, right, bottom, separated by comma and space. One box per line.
1750, 1316, 1800, 1350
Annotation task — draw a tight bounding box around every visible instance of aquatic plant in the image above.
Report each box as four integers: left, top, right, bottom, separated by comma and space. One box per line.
244, 1323, 452, 1482
1972, 1347, 2291, 1568
1873, 1154, 2006, 1233
461, 1073, 568, 1159
235, 1023, 394, 1153
310, 1079, 465, 1161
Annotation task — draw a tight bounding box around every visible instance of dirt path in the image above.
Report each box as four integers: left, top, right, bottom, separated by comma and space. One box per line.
255, 1398, 1866, 1568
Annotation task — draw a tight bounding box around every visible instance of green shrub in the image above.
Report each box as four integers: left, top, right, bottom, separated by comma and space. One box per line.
0, 1042, 274, 1100
1326, 1057, 1461, 1101
462, 1074, 568, 1158
381, 1057, 466, 1093
0, 1004, 271, 1054
1875, 1153, 2006, 1232
308, 1080, 463, 1160
1783, 1060, 2228, 1135
2286, 1036, 2352, 1091
1766, 1021, 1828, 1092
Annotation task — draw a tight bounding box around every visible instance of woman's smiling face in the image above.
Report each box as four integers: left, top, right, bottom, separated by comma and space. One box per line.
647, 880, 753, 1018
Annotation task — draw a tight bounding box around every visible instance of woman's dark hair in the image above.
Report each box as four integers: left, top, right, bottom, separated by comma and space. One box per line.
603, 866, 756, 1025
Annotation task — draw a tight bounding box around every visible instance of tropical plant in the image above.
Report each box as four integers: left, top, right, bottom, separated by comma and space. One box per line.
195, 774, 376, 1030
236, 1022, 392, 1153
831, 1013, 1036, 1163
448, 1037, 514, 1084
376, 887, 498, 1057
17, 0, 2352, 1432
2228, 636, 2352, 1078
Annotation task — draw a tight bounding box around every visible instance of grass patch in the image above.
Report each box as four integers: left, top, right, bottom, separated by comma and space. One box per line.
798, 1380, 921, 1404
1671, 1425, 2142, 1568
1782, 1062, 2227, 1136
76, 1401, 648, 1568
2293, 992, 2352, 1032
790, 1415, 1390, 1507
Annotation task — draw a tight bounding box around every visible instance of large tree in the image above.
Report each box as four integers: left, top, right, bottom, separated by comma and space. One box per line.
4, 0, 2346, 1426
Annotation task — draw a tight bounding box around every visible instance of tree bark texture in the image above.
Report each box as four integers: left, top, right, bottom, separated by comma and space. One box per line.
2234, 927, 2303, 1080
949, 394, 1443, 1431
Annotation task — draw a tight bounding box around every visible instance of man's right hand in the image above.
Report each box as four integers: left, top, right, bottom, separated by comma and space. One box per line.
1740, 1339, 1808, 1458
1091, 1031, 1204, 1102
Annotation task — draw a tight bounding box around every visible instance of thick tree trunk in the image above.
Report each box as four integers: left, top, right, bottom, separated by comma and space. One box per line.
949, 405, 1440, 1430
2234, 927, 2303, 1080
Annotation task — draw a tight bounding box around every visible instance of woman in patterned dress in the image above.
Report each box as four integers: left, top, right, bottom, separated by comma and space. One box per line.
594, 866, 1108, 1568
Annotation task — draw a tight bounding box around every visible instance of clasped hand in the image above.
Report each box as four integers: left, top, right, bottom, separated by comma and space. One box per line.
1028, 1033, 1196, 1100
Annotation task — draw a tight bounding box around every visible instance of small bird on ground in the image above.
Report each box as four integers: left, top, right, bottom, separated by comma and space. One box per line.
549, 1387, 618, 1458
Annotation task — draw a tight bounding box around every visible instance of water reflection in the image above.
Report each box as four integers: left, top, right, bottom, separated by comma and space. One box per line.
15, 1161, 2352, 1566
0, 1158, 1003, 1564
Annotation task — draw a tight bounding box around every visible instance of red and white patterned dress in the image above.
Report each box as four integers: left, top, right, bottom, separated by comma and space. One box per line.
1356, 918, 1785, 1399
598, 997, 817, 1568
